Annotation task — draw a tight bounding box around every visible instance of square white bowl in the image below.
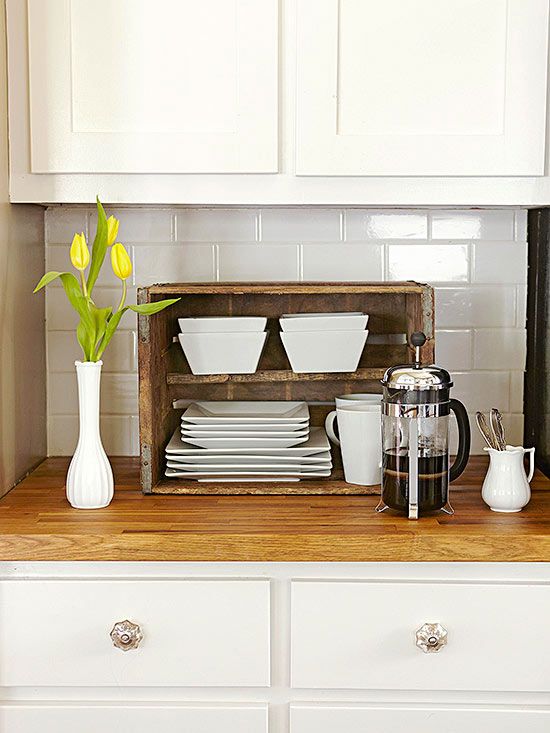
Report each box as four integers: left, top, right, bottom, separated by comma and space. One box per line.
279, 312, 369, 332
178, 316, 267, 333
281, 329, 368, 373
178, 332, 267, 375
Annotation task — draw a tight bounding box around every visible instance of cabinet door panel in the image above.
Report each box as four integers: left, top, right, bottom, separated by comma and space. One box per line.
0, 579, 270, 686
291, 705, 550, 733
296, 0, 549, 175
27, 0, 278, 173
0, 704, 268, 733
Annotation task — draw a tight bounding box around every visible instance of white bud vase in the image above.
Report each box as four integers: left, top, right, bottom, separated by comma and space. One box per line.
66, 361, 114, 509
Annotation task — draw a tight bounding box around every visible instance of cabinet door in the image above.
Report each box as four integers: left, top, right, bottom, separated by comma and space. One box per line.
26, 0, 278, 173
296, 0, 549, 176
0, 704, 268, 733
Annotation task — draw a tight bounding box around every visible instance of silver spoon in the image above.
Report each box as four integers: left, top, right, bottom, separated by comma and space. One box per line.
490, 408, 506, 451
476, 411, 499, 450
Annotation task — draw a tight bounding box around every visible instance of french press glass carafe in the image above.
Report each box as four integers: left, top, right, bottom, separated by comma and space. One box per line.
376, 332, 471, 519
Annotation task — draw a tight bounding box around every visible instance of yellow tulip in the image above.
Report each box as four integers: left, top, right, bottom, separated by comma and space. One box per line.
111, 242, 132, 280
106, 215, 120, 246
70, 232, 89, 271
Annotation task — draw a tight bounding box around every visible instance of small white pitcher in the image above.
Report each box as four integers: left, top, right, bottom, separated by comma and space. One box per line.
481, 445, 535, 513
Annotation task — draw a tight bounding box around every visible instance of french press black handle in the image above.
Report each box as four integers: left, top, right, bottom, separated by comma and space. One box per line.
449, 399, 471, 482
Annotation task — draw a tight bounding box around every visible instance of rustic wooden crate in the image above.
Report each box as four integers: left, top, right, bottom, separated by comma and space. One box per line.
137, 282, 434, 495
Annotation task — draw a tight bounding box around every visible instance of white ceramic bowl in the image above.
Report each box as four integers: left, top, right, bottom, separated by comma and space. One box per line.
178, 316, 267, 333
178, 332, 267, 375
279, 312, 369, 332
281, 329, 368, 373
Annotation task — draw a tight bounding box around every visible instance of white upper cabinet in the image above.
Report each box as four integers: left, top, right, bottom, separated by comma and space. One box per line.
25, 0, 278, 173
296, 0, 549, 176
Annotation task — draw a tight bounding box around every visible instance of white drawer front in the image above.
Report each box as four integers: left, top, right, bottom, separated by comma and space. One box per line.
0, 580, 270, 686
291, 705, 550, 733
291, 581, 550, 691
0, 704, 268, 733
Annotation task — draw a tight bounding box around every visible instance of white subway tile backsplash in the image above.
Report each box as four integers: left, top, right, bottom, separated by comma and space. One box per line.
132, 243, 215, 286
48, 331, 136, 373
45, 207, 88, 244
302, 244, 383, 281
218, 243, 299, 281
176, 208, 256, 242
387, 243, 469, 282
346, 210, 427, 240
48, 415, 138, 456
431, 210, 515, 240
472, 241, 528, 283
44, 206, 529, 455
434, 330, 472, 371
435, 286, 517, 328
473, 329, 527, 371
260, 209, 341, 242
49, 373, 138, 415
90, 208, 173, 243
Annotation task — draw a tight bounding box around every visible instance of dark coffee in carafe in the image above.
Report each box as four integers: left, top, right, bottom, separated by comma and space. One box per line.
382, 449, 449, 512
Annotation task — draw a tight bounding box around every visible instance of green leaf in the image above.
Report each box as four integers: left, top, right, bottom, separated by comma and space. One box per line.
34, 271, 65, 293
76, 317, 93, 361
91, 305, 113, 358
95, 307, 128, 361
127, 298, 180, 316
86, 197, 108, 295
58, 272, 85, 312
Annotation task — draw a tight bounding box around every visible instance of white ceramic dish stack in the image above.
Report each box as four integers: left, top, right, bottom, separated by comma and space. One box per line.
165, 401, 332, 482
279, 312, 369, 373
178, 316, 268, 375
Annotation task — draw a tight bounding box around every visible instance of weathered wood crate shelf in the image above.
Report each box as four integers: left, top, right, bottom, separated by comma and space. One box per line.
138, 282, 434, 494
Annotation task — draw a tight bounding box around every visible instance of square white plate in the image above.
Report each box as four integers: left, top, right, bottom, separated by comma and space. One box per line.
165, 467, 332, 479
166, 461, 332, 473
166, 450, 332, 465
182, 401, 309, 424
180, 428, 310, 440
180, 433, 310, 449
166, 425, 330, 456
180, 420, 308, 433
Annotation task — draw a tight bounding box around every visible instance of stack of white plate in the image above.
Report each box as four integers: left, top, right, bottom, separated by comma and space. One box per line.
279, 312, 369, 373
165, 401, 332, 482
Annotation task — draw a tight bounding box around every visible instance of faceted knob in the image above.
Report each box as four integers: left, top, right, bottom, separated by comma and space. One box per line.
415, 622, 447, 653
110, 619, 143, 651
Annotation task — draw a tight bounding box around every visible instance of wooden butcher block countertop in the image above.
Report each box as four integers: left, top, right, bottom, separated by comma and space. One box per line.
1, 457, 550, 562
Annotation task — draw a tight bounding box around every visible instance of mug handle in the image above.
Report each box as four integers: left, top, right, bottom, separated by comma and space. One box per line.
526, 447, 536, 482
324, 411, 340, 446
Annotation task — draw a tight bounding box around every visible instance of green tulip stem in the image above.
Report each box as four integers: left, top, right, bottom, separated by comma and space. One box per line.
117, 278, 127, 313
79, 269, 88, 299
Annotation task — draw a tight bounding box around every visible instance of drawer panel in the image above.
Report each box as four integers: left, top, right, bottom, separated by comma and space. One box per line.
291, 705, 550, 733
0, 579, 270, 686
0, 704, 268, 733
291, 580, 550, 691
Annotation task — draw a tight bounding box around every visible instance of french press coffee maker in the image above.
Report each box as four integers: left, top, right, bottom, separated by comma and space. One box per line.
376, 332, 470, 519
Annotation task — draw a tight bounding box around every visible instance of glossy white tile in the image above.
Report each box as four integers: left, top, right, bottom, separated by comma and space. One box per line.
472, 241, 528, 283
435, 286, 517, 328
260, 209, 341, 242
473, 329, 527, 370
48, 331, 136, 373
48, 415, 137, 456
451, 371, 511, 413
515, 209, 528, 241
434, 329, 472, 371
90, 207, 173, 243
509, 371, 524, 414
516, 284, 527, 327
132, 243, 215, 286
45, 207, 89, 244
387, 243, 469, 282
49, 373, 138, 415
345, 210, 427, 240
302, 244, 383, 281
218, 243, 299, 280
176, 208, 257, 242
431, 210, 515, 240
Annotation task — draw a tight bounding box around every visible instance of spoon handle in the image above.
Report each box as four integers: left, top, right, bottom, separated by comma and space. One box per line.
476, 411, 499, 450
490, 408, 506, 451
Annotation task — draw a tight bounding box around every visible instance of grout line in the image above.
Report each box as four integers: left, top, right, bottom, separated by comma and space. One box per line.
426, 212, 433, 239
213, 244, 220, 282
171, 212, 177, 242
339, 210, 345, 241
297, 244, 304, 281
256, 211, 262, 242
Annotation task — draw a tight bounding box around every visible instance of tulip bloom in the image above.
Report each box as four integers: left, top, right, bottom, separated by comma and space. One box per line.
111, 242, 132, 281
70, 232, 89, 271
106, 215, 120, 246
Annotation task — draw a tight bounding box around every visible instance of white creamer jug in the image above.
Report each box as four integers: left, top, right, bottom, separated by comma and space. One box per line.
481, 445, 535, 513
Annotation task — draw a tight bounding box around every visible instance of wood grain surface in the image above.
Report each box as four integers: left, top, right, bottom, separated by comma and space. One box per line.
1, 457, 549, 562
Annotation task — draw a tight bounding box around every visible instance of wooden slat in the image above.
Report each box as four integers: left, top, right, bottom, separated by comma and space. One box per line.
166, 368, 387, 385
1, 458, 550, 562
147, 282, 427, 295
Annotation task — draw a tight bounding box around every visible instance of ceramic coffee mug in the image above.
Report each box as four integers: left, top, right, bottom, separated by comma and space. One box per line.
325, 401, 382, 486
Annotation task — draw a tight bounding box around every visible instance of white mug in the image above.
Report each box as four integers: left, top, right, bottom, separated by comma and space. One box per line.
325, 406, 381, 486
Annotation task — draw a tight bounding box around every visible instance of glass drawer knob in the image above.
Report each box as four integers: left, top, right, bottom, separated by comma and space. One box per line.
415, 622, 447, 653
110, 619, 143, 651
